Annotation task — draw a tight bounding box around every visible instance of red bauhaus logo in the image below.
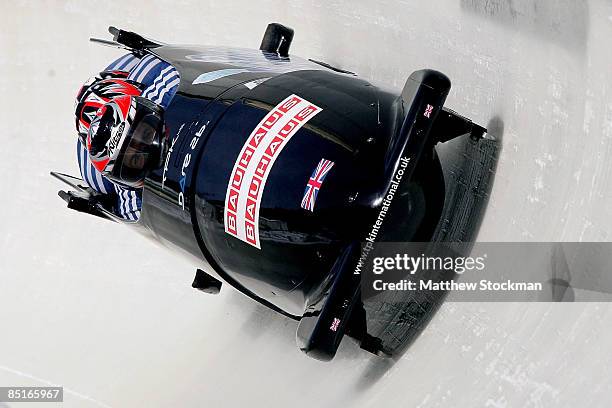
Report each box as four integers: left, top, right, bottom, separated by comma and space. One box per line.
224, 94, 323, 248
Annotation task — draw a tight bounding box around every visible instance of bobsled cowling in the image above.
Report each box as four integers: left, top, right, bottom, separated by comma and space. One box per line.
140, 46, 446, 297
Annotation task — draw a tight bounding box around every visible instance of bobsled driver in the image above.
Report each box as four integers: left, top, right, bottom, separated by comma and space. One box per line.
74, 53, 179, 220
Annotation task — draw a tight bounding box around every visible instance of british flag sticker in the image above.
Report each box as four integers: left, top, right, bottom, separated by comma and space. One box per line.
330, 317, 341, 332
301, 159, 335, 212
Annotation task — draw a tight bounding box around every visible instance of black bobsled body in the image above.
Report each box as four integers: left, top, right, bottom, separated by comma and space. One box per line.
142, 44, 405, 315
55, 25, 486, 361
141, 45, 447, 314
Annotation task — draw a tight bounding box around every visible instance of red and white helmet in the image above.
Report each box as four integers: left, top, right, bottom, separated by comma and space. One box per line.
87, 95, 166, 188
74, 71, 142, 143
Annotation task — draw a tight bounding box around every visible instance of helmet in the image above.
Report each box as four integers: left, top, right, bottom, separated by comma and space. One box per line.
74, 71, 142, 142
87, 95, 166, 189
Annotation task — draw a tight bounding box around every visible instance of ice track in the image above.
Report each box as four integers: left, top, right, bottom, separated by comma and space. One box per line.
1, 1, 611, 406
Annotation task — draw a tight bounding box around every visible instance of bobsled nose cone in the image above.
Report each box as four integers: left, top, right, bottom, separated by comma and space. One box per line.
407, 69, 451, 91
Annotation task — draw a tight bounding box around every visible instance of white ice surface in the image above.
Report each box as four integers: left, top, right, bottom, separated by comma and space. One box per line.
1, 1, 611, 407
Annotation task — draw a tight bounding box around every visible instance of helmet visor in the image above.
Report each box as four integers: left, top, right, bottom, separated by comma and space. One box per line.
116, 111, 163, 186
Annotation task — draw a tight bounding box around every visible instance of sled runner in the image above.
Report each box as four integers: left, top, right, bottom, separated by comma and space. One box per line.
51, 171, 126, 223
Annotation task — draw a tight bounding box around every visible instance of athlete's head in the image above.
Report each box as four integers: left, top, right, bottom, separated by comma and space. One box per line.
74, 71, 142, 143
87, 95, 166, 188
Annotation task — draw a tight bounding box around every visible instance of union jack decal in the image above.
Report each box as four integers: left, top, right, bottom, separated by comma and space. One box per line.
330, 318, 341, 332
301, 159, 335, 212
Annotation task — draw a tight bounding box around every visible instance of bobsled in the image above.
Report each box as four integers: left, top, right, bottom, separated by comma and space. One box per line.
52, 24, 486, 361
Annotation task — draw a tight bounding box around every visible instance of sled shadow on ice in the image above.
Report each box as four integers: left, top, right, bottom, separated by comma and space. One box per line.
354, 116, 504, 388
460, 0, 589, 54
229, 117, 504, 375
